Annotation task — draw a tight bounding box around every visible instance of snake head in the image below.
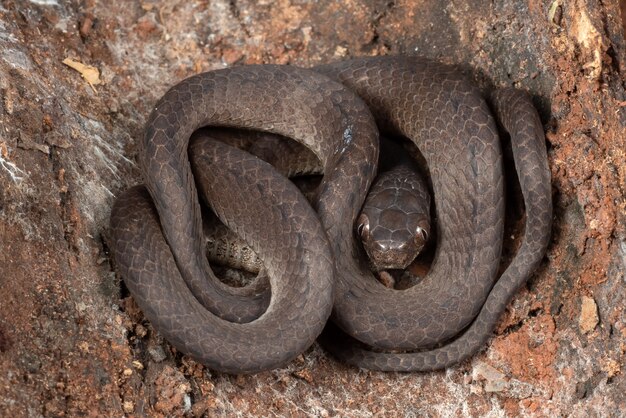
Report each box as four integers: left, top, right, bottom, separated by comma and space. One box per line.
356, 162, 431, 272
356, 210, 431, 271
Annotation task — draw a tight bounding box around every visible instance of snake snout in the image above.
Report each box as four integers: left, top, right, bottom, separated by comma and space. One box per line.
363, 236, 420, 271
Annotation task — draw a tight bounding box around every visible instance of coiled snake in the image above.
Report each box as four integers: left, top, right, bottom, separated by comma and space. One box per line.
109, 56, 552, 373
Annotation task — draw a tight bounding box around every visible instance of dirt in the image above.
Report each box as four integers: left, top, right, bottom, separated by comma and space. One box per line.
0, 0, 625, 416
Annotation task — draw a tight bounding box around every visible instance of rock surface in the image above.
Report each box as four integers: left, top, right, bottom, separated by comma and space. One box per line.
0, 0, 625, 416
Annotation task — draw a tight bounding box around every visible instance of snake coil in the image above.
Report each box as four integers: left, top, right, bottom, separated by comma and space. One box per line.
110, 56, 552, 373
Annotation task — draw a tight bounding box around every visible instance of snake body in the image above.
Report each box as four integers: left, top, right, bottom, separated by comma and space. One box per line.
109, 56, 552, 373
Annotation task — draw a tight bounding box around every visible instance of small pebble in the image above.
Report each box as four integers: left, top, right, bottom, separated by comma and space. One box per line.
472, 362, 508, 393
123, 401, 134, 413
579, 296, 599, 334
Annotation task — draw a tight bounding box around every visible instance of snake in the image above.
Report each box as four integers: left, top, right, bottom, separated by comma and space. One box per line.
109, 56, 552, 373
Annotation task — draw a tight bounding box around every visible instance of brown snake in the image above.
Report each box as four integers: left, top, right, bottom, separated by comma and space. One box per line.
109, 56, 552, 373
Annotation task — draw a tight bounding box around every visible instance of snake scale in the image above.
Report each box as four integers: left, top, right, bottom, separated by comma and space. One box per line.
109, 56, 552, 373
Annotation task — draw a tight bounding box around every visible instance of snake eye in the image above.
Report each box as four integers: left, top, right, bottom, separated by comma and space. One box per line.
356, 214, 370, 239
415, 219, 430, 243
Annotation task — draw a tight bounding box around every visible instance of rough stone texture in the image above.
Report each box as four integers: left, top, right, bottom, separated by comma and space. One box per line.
0, 0, 624, 416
